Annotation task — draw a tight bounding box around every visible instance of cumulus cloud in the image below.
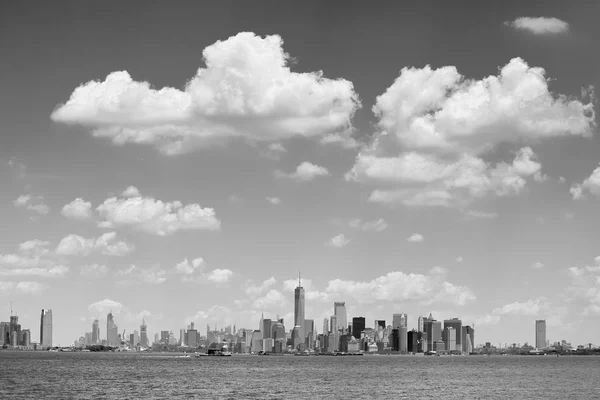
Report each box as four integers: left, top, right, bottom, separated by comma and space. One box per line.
505, 17, 569, 35
51, 32, 360, 155
61, 198, 93, 220
15, 281, 47, 294
116, 264, 166, 285
531, 262, 544, 269
263, 143, 288, 160
206, 268, 233, 284
1, 242, 68, 278
244, 277, 277, 296
326, 234, 350, 248
122, 186, 141, 197
55, 232, 134, 257
492, 297, 548, 316
348, 58, 594, 207
275, 162, 329, 182
466, 210, 499, 219
571, 164, 600, 199
88, 298, 124, 315
455, 256, 464, 263
13, 194, 50, 215
174, 257, 205, 275
96, 196, 220, 235
266, 197, 281, 205
407, 233, 424, 243
81, 264, 108, 277
349, 218, 388, 232
18, 240, 50, 256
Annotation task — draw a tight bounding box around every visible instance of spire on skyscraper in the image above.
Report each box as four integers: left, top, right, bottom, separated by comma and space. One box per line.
298, 270, 301, 287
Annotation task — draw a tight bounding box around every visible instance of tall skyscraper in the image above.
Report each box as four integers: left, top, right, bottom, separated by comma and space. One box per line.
352, 317, 365, 339
375, 320, 386, 329
462, 326, 475, 353
535, 320, 546, 349
304, 319, 314, 339
393, 313, 407, 329
92, 319, 100, 344
107, 312, 118, 346
334, 302, 347, 333
399, 326, 408, 354
445, 327, 456, 352
417, 315, 425, 332
443, 318, 462, 351
425, 320, 442, 352
262, 318, 272, 339
294, 273, 305, 341
322, 318, 329, 335
329, 315, 337, 334
140, 318, 148, 347
40, 309, 53, 348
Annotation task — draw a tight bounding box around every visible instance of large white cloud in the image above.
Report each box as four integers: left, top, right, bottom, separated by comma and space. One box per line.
55, 232, 134, 257
571, 164, 600, 199
206, 268, 233, 284
1, 241, 68, 278
51, 32, 361, 154
96, 196, 220, 235
61, 198, 93, 220
505, 17, 569, 35
349, 58, 593, 207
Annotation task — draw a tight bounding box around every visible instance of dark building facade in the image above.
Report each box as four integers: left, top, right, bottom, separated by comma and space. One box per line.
352, 317, 365, 339
407, 330, 419, 353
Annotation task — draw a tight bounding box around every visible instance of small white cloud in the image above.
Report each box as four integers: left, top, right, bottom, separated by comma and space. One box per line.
18, 240, 50, 256
326, 234, 350, 248
429, 266, 447, 275
455, 256, 464, 263
62, 198, 93, 220
88, 298, 123, 315
122, 186, 141, 197
466, 210, 499, 219
15, 281, 47, 294
559, 176, 566, 183
570, 184, 584, 200
14, 195, 49, 215
350, 218, 388, 232
55, 232, 134, 257
244, 277, 277, 296
492, 297, 547, 316
407, 233, 424, 243
571, 165, 600, 200
174, 257, 205, 275
206, 268, 233, 284
275, 162, 329, 182
532, 262, 544, 269
505, 17, 569, 35
266, 197, 281, 205
81, 264, 108, 277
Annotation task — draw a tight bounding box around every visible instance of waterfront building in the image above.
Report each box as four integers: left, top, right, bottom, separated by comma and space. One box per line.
399, 326, 408, 354
0, 322, 8, 345
187, 323, 198, 348
40, 309, 53, 348
292, 325, 304, 351
393, 313, 407, 329
352, 317, 366, 339
21, 329, 31, 347
375, 320, 386, 330
425, 320, 442, 352
334, 302, 347, 333
106, 312, 118, 347
407, 330, 419, 353
179, 328, 186, 345
417, 315, 424, 332
443, 318, 462, 352
92, 319, 100, 344
84, 332, 92, 346
140, 319, 148, 347
535, 320, 546, 349
445, 327, 457, 352
347, 337, 360, 353
133, 330, 140, 347
304, 319, 314, 341
262, 338, 274, 352
262, 318, 272, 339
433, 341, 445, 352
294, 274, 305, 342
272, 322, 286, 343
462, 326, 475, 353
251, 330, 263, 353
323, 318, 329, 335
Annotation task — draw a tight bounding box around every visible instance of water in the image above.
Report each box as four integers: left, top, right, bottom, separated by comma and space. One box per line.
1, 352, 599, 399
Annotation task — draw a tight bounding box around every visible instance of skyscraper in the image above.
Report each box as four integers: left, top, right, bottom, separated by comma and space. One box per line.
393, 313, 407, 329
334, 302, 347, 333
443, 318, 462, 352
462, 326, 475, 353
107, 312, 118, 346
294, 273, 305, 342
535, 320, 546, 349
262, 318, 272, 339
140, 318, 148, 347
92, 319, 100, 344
417, 315, 425, 332
322, 318, 329, 335
352, 317, 365, 339
425, 320, 442, 352
40, 309, 53, 348
445, 327, 456, 352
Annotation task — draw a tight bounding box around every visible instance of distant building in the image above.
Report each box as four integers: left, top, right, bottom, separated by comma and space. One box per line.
292, 325, 303, 350
392, 314, 407, 329
160, 330, 169, 344
106, 312, 118, 347
347, 337, 360, 353
391, 329, 399, 351
294, 275, 305, 342
399, 326, 408, 354
304, 319, 314, 341
262, 318, 272, 339
262, 338, 274, 352
407, 330, 419, 353
251, 330, 263, 353
375, 320, 386, 330
535, 320, 546, 349
40, 309, 53, 348
187, 324, 198, 348
444, 327, 456, 352
92, 319, 100, 344
21, 329, 31, 347
140, 319, 148, 347
462, 326, 475, 353
322, 318, 329, 335
352, 317, 365, 339
417, 315, 425, 333
425, 320, 442, 352
334, 302, 347, 333
443, 318, 462, 352
0, 322, 9, 345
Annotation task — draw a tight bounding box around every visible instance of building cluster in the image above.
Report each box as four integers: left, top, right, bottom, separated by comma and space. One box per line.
1, 308, 52, 349
74, 315, 149, 349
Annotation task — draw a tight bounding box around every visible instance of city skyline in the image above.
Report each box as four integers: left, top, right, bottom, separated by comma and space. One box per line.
1, 0, 600, 347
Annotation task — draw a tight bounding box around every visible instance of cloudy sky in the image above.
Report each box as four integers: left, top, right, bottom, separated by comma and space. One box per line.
1, 1, 599, 347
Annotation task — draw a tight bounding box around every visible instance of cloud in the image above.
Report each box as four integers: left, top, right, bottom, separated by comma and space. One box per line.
81, 264, 108, 277
51, 32, 360, 155
266, 197, 281, 205
88, 298, 124, 315
61, 198, 93, 220
349, 218, 388, 232
532, 262, 544, 269
475, 314, 501, 326
243, 277, 277, 296
407, 233, 424, 243
275, 162, 329, 182
349, 58, 594, 208
251, 289, 287, 309
505, 17, 569, 35
122, 186, 141, 197
492, 297, 548, 316
263, 143, 288, 160
13, 194, 50, 215
96, 196, 220, 235
0, 265, 68, 278
466, 210, 499, 219
206, 268, 233, 284
325, 270, 475, 306
55, 232, 134, 257
116, 264, 167, 285
326, 234, 350, 248
455, 256, 464, 263
0, 242, 68, 278
185, 305, 234, 326
174, 257, 205, 275
15, 281, 47, 294
571, 164, 600, 199
18, 240, 50, 256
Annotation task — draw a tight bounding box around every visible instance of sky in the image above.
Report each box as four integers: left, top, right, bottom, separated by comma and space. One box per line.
1, 0, 599, 347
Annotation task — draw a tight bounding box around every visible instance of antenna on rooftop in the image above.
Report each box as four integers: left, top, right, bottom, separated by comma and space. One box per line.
298, 270, 301, 287
10, 301, 13, 317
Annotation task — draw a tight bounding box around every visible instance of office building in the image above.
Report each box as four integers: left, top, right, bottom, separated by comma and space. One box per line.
251, 330, 263, 353
425, 320, 442, 352
399, 326, 408, 354
106, 312, 118, 347
133, 330, 140, 347
417, 315, 425, 332
443, 318, 462, 352
140, 318, 148, 347
407, 330, 419, 353
92, 319, 100, 344
334, 302, 347, 333
187, 323, 198, 348
294, 274, 305, 342
304, 319, 314, 340
160, 330, 169, 344
262, 318, 272, 339
352, 317, 366, 339
462, 326, 475, 353
40, 309, 53, 348
323, 318, 329, 335
0, 322, 9, 345
393, 313, 408, 329
535, 320, 546, 349
445, 327, 456, 352
292, 325, 304, 350
375, 320, 386, 330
